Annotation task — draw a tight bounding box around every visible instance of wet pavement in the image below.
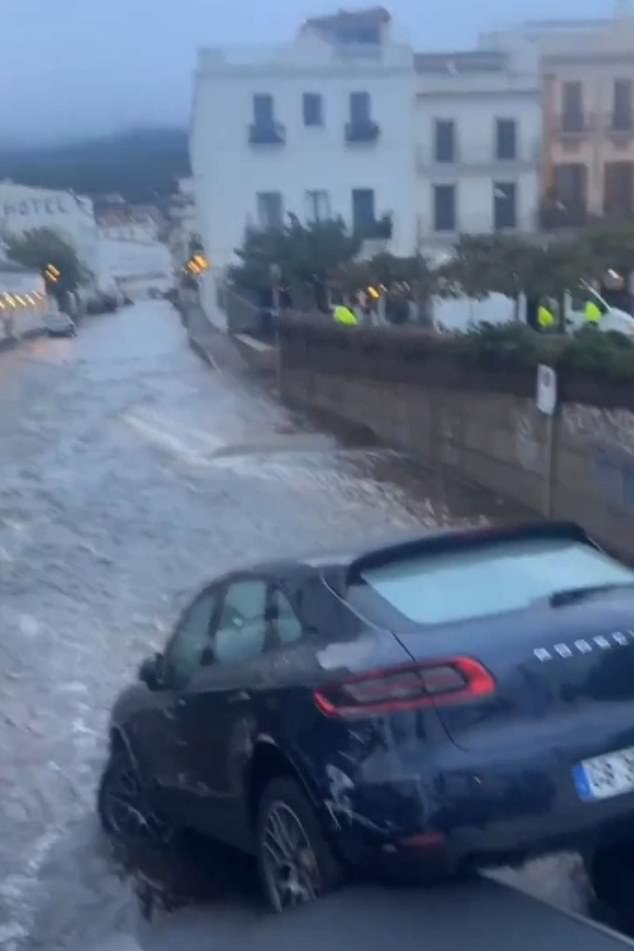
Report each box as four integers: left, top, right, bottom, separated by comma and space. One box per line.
0, 302, 593, 949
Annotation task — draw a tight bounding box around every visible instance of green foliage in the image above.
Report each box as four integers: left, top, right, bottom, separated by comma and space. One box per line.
446, 321, 634, 383
335, 252, 432, 295
558, 328, 634, 381
229, 217, 361, 298
438, 234, 594, 300
5, 227, 84, 301
451, 321, 542, 367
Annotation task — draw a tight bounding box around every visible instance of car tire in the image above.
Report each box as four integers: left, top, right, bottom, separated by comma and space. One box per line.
586, 843, 634, 918
98, 745, 174, 845
256, 776, 343, 912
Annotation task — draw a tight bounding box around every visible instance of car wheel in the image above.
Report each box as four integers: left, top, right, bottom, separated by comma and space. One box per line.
98, 746, 173, 845
586, 843, 634, 913
256, 777, 342, 912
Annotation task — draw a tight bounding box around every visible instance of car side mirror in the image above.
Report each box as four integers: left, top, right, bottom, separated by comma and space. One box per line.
139, 653, 163, 690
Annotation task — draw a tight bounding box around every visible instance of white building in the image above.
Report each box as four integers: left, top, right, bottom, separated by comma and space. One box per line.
414, 48, 541, 254
190, 7, 542, 318
96, 237, 173, 300
0, 182, 98, 269
168, 177, 198, 270
190, 7, 418, 317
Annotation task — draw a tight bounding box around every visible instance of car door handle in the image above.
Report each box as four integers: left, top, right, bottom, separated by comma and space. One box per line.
228, 690, 250, 704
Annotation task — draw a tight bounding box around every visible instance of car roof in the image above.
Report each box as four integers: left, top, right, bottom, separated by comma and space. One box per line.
242, 520, 591, 590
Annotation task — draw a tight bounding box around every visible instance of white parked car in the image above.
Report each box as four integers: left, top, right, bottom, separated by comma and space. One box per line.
44, 312, 77, 338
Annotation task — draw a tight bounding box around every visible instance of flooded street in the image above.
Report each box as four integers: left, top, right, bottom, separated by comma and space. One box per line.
0, 302, 588, 949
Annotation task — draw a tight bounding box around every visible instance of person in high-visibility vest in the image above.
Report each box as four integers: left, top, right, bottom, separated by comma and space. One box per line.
584, 298, 603, 326
333, 303, 359, 326
537, 299, 556, 331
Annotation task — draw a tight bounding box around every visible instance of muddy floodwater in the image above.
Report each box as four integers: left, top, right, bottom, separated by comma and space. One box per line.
0, 303, 592, 949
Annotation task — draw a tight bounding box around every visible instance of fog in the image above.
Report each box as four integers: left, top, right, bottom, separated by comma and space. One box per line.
3, 0, 613, 145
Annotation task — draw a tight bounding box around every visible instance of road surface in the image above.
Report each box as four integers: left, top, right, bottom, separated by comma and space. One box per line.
0, 302, 592, 949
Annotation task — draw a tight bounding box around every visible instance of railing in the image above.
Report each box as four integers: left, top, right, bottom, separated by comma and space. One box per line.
248, 121, 286, 145
345, 120, 380, 143
540, 202, 588, 230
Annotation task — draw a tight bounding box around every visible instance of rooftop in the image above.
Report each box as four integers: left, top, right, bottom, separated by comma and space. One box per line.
301, 6, 390, 43
415, 50, 507, 74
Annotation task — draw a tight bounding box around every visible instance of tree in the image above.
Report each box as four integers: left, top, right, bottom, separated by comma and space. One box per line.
438, 233, 594, 302
229, 217, 361, 309
5, 227, 84, 303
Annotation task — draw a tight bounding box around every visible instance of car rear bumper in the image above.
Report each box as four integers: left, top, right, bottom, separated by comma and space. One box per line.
325, 759, 634, 871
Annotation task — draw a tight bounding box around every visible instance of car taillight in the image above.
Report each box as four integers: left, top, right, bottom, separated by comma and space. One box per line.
314, 658, 495, 718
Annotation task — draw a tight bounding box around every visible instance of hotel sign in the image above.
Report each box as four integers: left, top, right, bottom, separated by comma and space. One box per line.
1, 197, 70, 217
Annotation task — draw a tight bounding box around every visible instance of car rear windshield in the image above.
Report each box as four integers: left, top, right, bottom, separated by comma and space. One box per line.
358, 538, 634, 625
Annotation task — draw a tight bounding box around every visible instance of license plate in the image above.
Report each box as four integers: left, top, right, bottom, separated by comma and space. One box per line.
574, 746, 634, 802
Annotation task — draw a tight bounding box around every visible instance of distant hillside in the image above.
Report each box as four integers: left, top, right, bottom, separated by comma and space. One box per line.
0, 129, 190, 203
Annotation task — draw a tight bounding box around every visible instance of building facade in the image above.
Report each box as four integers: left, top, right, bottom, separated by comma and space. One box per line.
485, 6, 634, 225
191, 8, 418, 285
167, 178, 199, 271
0, 182, 98, 267
190, 7, 542, 319
414, 49, 541, 252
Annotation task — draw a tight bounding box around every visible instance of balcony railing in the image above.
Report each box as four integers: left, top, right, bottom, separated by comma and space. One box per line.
354, 214, 392, 240
248, 121, 286, 146
557, 114, 589, 136
608, 117, 634, 136
541, 201, 588, 230
345, 119, 380, 143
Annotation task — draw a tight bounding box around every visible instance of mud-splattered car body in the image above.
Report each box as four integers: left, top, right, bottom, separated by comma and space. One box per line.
104, 521, 634, 877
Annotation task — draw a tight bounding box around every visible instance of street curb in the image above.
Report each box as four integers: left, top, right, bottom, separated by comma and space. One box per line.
188, 334, 218, 371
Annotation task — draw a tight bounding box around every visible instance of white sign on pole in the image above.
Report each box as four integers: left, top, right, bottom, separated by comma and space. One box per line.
536, 364, 557, 416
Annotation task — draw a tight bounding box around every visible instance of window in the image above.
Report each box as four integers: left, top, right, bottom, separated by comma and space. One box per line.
164, 589, 218, 688
562, 81, 584, 132
257, 192, 283, 230
613, 79, 633, 131
433, 184, 456, 232
604, 162, 634, 214
493, 182, 517, 230
434, 120, 455, 163
496, 119, 517, 160
350, 91, 371, 124
253, 94, 274, 126
214, 580, 269, 666
271, 589, 303, 645
358, 538, 634, 626
554, 163, 587, 205
305, 189, 331, 222
352, 188, 375, 234
303, 93, 323, 127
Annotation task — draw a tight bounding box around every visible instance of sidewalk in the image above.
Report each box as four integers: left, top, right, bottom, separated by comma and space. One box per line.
185, 304, 250, 373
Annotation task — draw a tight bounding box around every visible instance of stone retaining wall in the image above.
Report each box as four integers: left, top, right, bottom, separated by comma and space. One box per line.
279, 320, 634, 560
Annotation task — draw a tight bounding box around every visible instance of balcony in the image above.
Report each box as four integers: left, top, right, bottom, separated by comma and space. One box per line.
345, 119, 380, 144
556, 114, 590, 139
608, 117, 634, 140
354, 214, 393, 241
248, 121, 286, 146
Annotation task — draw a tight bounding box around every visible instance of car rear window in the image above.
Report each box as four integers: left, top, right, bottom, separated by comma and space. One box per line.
358, 538, 634, 625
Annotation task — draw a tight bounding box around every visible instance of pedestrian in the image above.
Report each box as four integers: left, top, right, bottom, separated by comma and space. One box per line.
537, 297, 557, 332
331, 291, 359, 327
584, 296, 604, 327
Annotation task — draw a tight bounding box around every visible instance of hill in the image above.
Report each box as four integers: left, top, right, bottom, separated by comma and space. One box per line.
0, 129, 190, 203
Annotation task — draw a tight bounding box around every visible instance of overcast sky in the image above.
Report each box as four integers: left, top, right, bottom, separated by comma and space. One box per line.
2, 0, 617, 145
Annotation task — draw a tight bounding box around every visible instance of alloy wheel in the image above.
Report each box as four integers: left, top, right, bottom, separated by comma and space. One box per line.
101, 754, 168, 843
261, 800, 322, 912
